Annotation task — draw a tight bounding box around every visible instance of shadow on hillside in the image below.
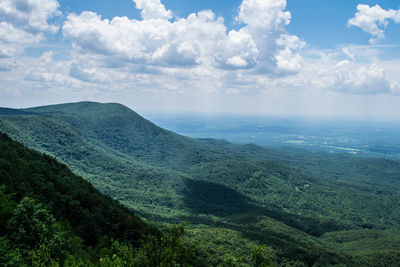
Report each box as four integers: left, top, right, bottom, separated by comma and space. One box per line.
0, 108, 35, 116
182, 178, 348, 237
182, 178, 255, 217
181, 178, 350, 265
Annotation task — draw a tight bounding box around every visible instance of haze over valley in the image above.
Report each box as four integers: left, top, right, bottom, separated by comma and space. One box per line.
1, 0, 400, 266
146, 114, 400, 158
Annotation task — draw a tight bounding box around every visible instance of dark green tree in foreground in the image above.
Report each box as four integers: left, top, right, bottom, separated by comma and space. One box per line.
250, 245, 277, 267
98, 224, 196, 267
0, 192, 199, 266
0, 185, 15, 235
219, 244, 278, 267
7, 197, 66, 266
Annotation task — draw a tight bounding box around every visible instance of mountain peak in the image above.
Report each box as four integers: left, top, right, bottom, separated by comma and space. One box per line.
24, 101, 136, 116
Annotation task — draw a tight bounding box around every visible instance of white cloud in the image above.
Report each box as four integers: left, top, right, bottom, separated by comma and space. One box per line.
69, 61, 111, 83
226, 56, 248, 68
215, 29, 258, 69
0, 21, 41, 48
237, 0, 291, 30
342, 48, 355, 62
63, 11, 226, 67
333, 60, 390, 94
236, 0, 304, 74
348, 4, 400, 44
275, 49, 302, 74
24, 51, 69, 85
0, 0, 60, 33
4, 0, 400, 116
275, 34, 305, 73
59, 0, 400, 101
298, 47, 395, 96
63, 0, 303, 74
132, 0, 172, 20
0, 0, 61, 69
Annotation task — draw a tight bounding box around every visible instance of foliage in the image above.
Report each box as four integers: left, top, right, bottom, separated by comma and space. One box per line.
0, 237, 25, 267
0, 132, 198, 266
250, 245, 277, 267
99, 225, 196, 267
0, 131, 156, 246
1, 102, 400, 265
8, 197, 66, 265
0, 185, 15, 235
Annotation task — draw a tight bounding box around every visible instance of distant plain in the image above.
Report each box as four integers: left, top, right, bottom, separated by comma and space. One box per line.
146, 114, 400, 158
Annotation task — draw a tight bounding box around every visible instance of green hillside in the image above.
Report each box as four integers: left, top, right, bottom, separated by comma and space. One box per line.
1, 102, 400, 265
25, 102, 240, 172
0, 132, 199, 266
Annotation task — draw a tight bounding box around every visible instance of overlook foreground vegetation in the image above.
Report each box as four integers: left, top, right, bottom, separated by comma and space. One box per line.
1, 102, 400, 266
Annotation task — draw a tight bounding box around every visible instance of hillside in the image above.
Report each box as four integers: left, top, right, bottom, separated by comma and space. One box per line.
25, 102, 227, 170
0, 132, 200, 266
1, 102, 400, 265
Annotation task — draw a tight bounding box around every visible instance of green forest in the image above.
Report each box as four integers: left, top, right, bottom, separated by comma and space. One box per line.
1, 102, 400, 266
0, 132, 204, 266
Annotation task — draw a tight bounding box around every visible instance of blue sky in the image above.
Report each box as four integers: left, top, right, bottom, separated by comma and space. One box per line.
54, 0, 400, 48
287, 0, 400, 47
1, 0, 400, 119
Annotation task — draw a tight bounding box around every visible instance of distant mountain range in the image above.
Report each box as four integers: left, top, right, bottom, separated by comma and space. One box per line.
1, 101, 400, 266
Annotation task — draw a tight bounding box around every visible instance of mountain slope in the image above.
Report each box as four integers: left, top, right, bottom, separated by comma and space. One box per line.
0, 132, 204, 266
1, 102, 400, 265
12, 102, 400, 232
25, 102, 231, 170
0, 132, 155, 245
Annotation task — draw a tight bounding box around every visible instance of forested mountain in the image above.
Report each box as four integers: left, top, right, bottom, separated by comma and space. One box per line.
1, 102, 400, 266
0, 132, 198, 266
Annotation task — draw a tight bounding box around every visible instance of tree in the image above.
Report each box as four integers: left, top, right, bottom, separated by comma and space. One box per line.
0, 185, 15, 235
7, 197, 66, 265
250, 245, 277, 267
0, 237, 25, 267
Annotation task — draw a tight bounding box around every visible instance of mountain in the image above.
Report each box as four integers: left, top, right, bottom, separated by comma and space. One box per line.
0, 132, 202, 266
0, 131, 155, 244
25, 102, 237, 170
1, 101, 400, 265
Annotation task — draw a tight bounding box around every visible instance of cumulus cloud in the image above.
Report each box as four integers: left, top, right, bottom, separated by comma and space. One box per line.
0, 0, 61, 69
333, 60, 390, 94
60, 0, 400, 98
348, 4, 400, 44
24, 51, 66, 84
226, 56, 248, 68
275, 34, 305, 73
0, 21, 40, 59
63, 0, 303, 74
300, 48, 394, 96
63, 10, 225, 67
234, 0, 305, 74
215, 29, 258, 70
133, 0, 172, 20
237, 0, 291, 30
19, 50, 109, 97
69, 61, 111, 83
0, 0, 60, 33
0, 21, 41, 47
235, 0, 304, 73
4, 0, 400, 116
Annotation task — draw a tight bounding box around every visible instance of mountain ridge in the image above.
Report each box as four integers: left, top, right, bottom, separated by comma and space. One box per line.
1, 101, 400, 265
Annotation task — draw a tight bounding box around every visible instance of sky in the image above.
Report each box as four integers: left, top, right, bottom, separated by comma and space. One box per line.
1, 0, 400, 120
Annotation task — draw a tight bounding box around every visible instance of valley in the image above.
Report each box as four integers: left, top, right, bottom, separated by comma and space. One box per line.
1, 102, 400, 266
145, 114, 400, 159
